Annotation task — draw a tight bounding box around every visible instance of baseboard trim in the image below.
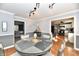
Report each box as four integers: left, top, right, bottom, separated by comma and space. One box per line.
4, 45, 14, 50
4, 46, 16, 56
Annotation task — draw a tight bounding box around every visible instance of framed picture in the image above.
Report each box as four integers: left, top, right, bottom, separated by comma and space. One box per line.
2, 21, 8, 32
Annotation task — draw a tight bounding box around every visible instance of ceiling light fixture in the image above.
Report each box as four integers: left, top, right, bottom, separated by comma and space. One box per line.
28, 3, 55, 17
49, 3, 55, 9
29, 3, 40, 17
36, 3, 40, 8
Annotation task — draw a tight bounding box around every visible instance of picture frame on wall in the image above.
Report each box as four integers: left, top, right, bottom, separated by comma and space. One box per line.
2, 21, 8, 32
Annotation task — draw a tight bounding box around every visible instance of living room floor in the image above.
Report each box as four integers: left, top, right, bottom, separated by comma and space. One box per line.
50, 35, 79, 56
4, 35, 79, 56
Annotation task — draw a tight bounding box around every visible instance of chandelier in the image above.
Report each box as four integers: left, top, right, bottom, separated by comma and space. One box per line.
29, 3, 40, 17
49, 3, 55, 9
28, 3, 55, 17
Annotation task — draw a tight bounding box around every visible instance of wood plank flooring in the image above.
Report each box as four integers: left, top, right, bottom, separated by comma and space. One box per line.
50, 35, 79, 56
50, 35, 64, 56
4, 35, 79, 56
4, 47, 16, 56
64, 47, 79, 56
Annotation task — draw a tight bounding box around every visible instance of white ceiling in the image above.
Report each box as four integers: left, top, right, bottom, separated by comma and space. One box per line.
0, 3, 79, 20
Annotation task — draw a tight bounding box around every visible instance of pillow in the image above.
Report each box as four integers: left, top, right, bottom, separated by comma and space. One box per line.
42, 35, 50, 38
21, 35, 29, 40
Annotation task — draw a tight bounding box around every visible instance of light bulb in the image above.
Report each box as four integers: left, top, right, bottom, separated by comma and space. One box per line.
34, 33, 37, 39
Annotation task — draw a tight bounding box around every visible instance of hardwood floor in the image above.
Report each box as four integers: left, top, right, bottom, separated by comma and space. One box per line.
64, 47, 79, 56
4, 47, 16, 56
50, 35, 79, 56
50, 35, 64, 56
3, 35, 79, 56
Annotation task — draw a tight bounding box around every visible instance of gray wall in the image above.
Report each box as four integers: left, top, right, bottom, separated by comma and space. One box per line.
76, 36, 79, 48
26, 19, 51, 33
26, 19, 37, 33
37, 19, 51, 33
0, 10, 14, 47
0, 35, 14, 47
75, 12, 79, 34
0, 11, 14, 36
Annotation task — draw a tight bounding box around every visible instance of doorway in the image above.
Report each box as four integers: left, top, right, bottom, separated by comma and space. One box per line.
51, 17, 74, 48
14, 21, 24, 42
